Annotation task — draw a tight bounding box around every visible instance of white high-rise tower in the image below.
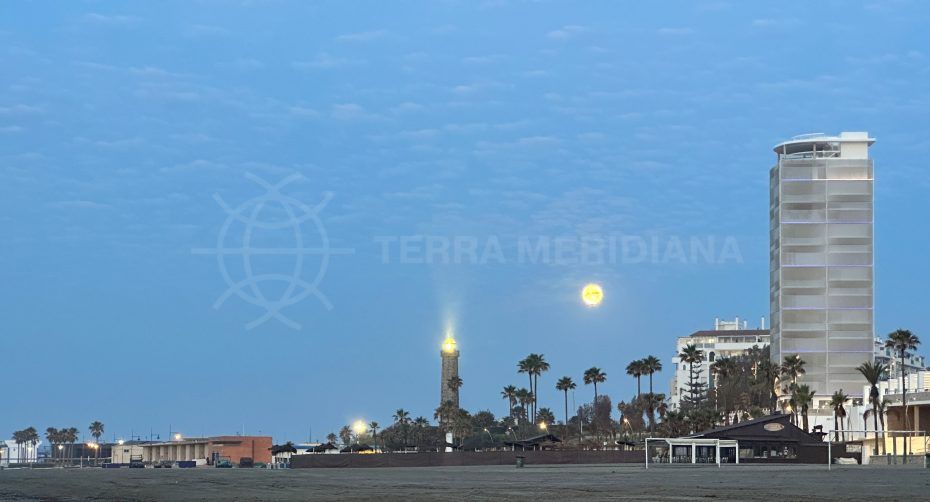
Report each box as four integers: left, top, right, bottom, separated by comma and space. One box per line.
770, 132, 875, 400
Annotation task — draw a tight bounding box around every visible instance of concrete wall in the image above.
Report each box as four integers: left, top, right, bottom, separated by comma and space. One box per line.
292, 450, 645, 468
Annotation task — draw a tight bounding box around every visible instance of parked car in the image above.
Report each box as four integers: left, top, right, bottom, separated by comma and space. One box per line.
239, 457, 254, 468
215, 456, 233, 468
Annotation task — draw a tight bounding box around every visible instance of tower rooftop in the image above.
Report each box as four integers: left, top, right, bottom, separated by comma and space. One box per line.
773, 131, 875, 156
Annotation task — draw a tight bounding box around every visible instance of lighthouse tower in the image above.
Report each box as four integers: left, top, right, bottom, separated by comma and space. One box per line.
440, 332, 460, 408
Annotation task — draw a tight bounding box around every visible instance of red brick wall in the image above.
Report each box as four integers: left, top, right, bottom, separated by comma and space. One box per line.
210, 436, 273, 464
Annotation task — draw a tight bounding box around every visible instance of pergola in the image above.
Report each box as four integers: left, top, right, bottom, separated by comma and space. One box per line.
644, 438, 740, 468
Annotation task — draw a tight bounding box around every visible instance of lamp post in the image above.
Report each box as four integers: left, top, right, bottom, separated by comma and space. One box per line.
352, 420, 367, 446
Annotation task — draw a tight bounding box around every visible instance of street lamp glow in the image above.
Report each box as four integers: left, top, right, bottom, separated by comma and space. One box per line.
539, 422, 548, 431
352, 420, 367, 435
174, 433, 182, 441
581, 283, 604, 307
58, 445, 64, 450
117, 439, 125, 446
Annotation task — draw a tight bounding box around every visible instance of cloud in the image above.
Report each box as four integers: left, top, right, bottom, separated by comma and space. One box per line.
0, 104, 42, 115
160, 159, 227, 174
186, 24, 228, 37
216, 58, 264, 71
291, 53, 364, 70
657, 27, 694, 35
50, 200, 112, 210
81, 13, 140, 26
547, 25, 587, 40
330, 103, 382, 121
335, 30, 387, 43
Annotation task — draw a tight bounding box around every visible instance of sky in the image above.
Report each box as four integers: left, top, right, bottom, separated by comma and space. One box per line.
2, 0, 929, 444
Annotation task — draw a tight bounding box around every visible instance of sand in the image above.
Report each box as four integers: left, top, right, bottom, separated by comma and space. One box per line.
0, 464, 925, 501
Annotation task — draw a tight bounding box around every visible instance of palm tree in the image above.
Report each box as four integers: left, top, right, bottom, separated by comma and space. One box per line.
393, 409, 410, 447
537, 408, 556, 428
780, 354, 806, 389
885, 329, 920, 444
518, 354, 549, 422
45, 427, 59, 465
447, 376, 463, 394
514, 388, 533, 424
368, 421, 379, 448
711, 357, 738, 425
325, 432, 338, 446
518, 357, 534, 419
642, 392, 666, 436
857, 361, 887, 454
626, 359, 644, 398
678, 344, 704, 406
533, 354, 550, 422
501, 385, 518, 418
828, 391, 848, 442
555, 377, 576, 438
793, 384, 815, 432
642, 355, 662, 394
338, 426, 352, 446
89, 421, 104, 464
583, 367, 607, 404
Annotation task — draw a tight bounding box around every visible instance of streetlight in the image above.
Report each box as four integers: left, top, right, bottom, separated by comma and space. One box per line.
352, 420, 367, 445
174, 433, 182, 441
539, 422, 548, 432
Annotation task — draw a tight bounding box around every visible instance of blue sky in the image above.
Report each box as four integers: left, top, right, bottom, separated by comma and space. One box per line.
2, 0, 929, 443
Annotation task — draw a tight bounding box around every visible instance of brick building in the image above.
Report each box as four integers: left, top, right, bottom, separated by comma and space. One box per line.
141, 436, 272, 465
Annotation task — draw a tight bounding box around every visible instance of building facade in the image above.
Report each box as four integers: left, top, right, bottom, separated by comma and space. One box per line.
770, 132, 875, 401
669, 317, 769, 410
140, 436, 272, 465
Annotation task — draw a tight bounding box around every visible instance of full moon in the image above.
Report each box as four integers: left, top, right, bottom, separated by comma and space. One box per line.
581, 283, 604, 307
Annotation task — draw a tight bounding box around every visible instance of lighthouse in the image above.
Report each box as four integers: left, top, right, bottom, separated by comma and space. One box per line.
440, 332, 460, 408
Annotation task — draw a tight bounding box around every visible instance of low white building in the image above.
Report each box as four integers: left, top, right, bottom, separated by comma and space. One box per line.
1, 439, 41, 465
669, 317, 770, 410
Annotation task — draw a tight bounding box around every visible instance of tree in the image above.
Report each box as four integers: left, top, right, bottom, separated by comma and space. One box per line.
518, 357, 534, 420
642, 355, 663, 394
369, 421, 379, 448
792, 384, 815, 432
471, 410, 496, 430
89, 421, 104, 464
45, 427, 60, 465
325, 432, 338, 446
555, 376, 576, 439
583, 367, 607, 404
393, 409, 410, 447
447, 376, 463, 394
501, 385, 517, 419
857, 361, 887, 454
780, 354, 806, 389
641, 393, 666, 436
885, 328, 920, 453
514, 388, 533, 425
829, 390, 849, 442
518, 354, 550, 423
338, 426, 352, 446
678, 344, 705, 407
537, 408, 556, 429
711, 357, 738, 425
626, 359, 644, 398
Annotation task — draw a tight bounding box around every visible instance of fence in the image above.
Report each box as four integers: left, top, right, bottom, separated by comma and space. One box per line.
291, 450, 645, 468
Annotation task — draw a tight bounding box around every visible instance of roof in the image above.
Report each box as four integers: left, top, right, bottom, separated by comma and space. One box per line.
504, 434, 562, 447
688, 329, 769, 338
773, 132, 875, 154
689, 414, 822, 444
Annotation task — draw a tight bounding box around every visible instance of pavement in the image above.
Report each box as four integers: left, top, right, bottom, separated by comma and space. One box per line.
1, 464, 928, 501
